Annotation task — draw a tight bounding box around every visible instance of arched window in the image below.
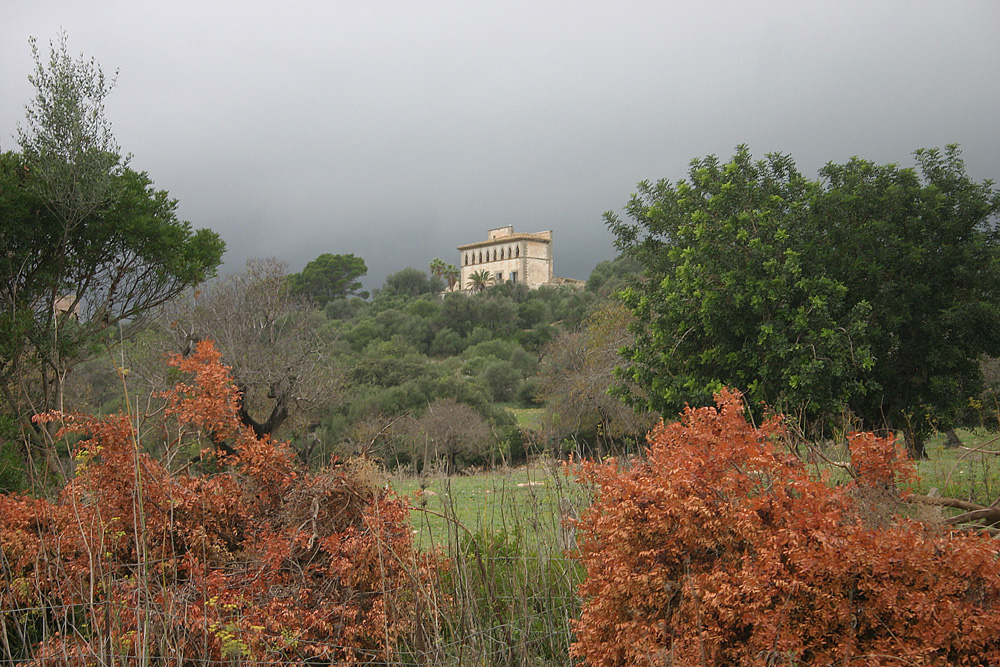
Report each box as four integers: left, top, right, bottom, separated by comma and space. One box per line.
493, 248, 498, 261
515, 245, 520, 258
500, 247, 504, 260
478, 251, 483, 263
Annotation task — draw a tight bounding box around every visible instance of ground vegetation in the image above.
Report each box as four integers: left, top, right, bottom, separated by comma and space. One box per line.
0, 341, 433, 665
572, 390, 1000, 666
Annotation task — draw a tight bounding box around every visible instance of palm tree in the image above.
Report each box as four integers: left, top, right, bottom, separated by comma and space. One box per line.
429, 258, 446, 279
467, 269, 493, 293
443, 264, 460, 291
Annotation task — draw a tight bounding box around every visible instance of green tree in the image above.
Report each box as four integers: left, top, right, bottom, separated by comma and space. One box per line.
430, 327, 465, 356
429, 258, 461, 290
0, 155, 223, 433
378, 267, 441, 299
17, 32, 123, 229
442, 263, 460, 291
1, 35, 224, 472
429, 257, 446, 280
609, 145, 1000, 456
585, 255, 642, 298
815, 148, 1000, 455
288, 253, 368, 305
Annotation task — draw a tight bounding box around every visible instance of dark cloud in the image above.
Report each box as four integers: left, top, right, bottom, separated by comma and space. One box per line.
3, 1, 998, 291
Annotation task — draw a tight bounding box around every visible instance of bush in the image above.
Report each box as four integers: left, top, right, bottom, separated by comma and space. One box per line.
349, 355, 427, 388
0, 341, 434, 665
517, 376, 545, 407
378, 266, 441, 298
324, 295, 369, 320
466, 326, 493, 346
430, 327, 465, 357
463, 338, 517, 362
571, 389, 1000, 666
518, 298, 551, 329
478, 360, 523, 403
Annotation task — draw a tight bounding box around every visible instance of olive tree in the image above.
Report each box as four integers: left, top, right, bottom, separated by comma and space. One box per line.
407, 398, 492, 473
157, 258, 340, 452
17, 31, 123, 228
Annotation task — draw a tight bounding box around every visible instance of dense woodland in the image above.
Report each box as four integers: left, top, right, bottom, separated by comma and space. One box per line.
2, 253, 650, 488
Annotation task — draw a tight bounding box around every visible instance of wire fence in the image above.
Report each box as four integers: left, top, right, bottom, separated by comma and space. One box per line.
1, 594, 581, 666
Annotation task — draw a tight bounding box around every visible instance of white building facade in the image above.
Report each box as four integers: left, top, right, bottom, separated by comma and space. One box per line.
458, 226, 554, 290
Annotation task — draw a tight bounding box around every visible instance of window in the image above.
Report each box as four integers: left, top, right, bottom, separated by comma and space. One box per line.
510, 271, 517, 284
496, 272, 503, 283
515, 245, 520, 258
478, 251, 483, 263
500, 247, 504, 260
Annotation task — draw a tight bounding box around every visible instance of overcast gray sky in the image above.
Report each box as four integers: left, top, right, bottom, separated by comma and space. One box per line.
3, 1, 998, 291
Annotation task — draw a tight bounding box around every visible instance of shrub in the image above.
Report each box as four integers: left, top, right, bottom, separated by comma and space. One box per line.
407, 397, 493, 473
478, 360, 523, 402
571, 389, 1000, 667
0, 341, 433, 665
517, 376, 545, 407
431, 326, 465, 357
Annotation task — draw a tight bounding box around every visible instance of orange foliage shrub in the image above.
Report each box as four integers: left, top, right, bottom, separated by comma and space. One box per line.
1, 341, 432, 665
571, 389, 1000, 667
847, 429, 918, 490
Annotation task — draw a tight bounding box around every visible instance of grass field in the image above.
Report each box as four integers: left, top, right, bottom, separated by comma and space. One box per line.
393, 426, 1000, 548
915, 428, 1000, 502
391, 459, 590, 550
390, 460, 588, 666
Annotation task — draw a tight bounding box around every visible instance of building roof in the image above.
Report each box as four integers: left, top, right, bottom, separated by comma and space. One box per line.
457, 230, 552, 251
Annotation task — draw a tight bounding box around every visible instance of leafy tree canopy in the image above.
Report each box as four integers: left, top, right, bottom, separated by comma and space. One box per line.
288, 252, 368, 305
376, 267, 443, 300
585, 254, 642, 298
609, 145, 1000, 455
18, 31, 123, 227
0, 153, 224, 420
1, 33, 224, 468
